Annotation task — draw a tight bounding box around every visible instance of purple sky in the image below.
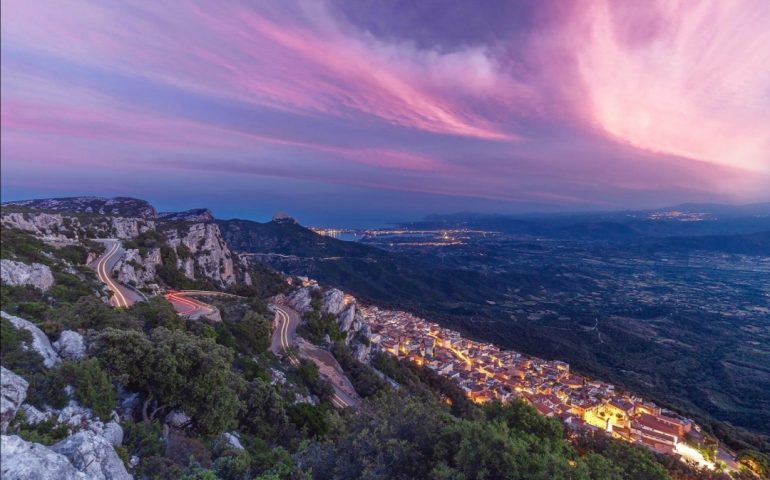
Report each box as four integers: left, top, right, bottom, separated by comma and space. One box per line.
2, 0, 769, 226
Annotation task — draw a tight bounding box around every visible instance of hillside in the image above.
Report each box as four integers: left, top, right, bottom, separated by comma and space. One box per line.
217, 217, 562, 319
2, 197, 754, 479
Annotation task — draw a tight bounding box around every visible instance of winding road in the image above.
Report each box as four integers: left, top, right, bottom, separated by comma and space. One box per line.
164, 290, 226, 320
91, 239, 144, 308
271, 304, 359, 409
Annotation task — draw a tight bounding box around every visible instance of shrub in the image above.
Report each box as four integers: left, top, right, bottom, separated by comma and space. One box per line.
0, 316, 45, 373
287, 403, 330, 439
64, 359, 117, 420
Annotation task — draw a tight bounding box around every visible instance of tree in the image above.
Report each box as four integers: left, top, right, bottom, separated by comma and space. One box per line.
92, 327, 243, 434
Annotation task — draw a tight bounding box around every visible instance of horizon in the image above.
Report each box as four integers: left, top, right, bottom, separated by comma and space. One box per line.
2, 193, 769, 229
2, 0, 769, 222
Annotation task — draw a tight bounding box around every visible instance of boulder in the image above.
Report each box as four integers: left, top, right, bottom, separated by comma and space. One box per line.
117, 391, 140, 421
337, 305, 356, 332
1, 367, 29, 433
164, 409, 191, 428
19, 404, 53, 425
1, 311, 60, 368
102, 421, 124, 447
53, 330, 87, 361
287, 287, 314, 313
51, 431, 132, 480
0, 259, 55, 291
321, 288, 346, 316
218, 432, 244, 451
0, 434, 87, 479
57, 401, 95, 428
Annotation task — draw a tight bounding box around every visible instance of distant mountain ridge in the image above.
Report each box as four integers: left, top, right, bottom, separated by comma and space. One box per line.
3, 196, 157, 218
409, 202, 770, 239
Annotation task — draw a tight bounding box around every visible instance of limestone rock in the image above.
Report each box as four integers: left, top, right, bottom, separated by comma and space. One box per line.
1, 259, 55, 291
337, 304, 356, 332
110, 217, 155, 239
287, 286, 316, 314
102, 422, 124, 447
218, 432, 244, 451
19, 404, 53, 425
165, 222, 235, 286
0, 434, 87, 479
164, 409, 191, 428
0, 212, 77, 241
53, 330, 86, 361
1, 367, 29, 433
321, 288, 346, 316
51, 431, 132, 480
158, 208, 214, 223
113, 248, 162, 289
1, 311, 60, 368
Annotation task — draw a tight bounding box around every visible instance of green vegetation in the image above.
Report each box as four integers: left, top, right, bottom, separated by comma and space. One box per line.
92, 327, 243, 434
331, 342, 388, 398
2, 209, 751, 479
298, 289, 345, 345
0, 316, 45, 373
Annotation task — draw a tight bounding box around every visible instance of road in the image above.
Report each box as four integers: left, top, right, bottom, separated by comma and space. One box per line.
164, 290, 224, 320
90, 239, 144, 308
271, 304, 359, 409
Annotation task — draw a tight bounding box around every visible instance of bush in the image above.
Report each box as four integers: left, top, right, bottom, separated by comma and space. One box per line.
214, 451, 252, 480
331, 342, 388, 398
0, 316, 45, 373
123, 420, 164, 459
13, 415, 70, 445
64, 359, 116, 419
93, 327, 244, 434
287, 403, 330, 439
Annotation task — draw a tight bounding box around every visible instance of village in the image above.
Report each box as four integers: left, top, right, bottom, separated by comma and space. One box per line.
360, 305, 738, 471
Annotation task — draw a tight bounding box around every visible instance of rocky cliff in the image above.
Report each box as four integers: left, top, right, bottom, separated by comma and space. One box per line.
163, 222, 236, 286
158, 208, 214, 223
287, 286, 373, 361
112, 248, 163, 292
1, 210, 155, 241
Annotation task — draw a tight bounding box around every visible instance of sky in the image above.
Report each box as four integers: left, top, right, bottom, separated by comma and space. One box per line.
1, 0, 769, 226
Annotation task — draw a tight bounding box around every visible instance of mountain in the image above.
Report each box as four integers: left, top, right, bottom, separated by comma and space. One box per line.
3, 196, 157, 218
217, 217, 561, 316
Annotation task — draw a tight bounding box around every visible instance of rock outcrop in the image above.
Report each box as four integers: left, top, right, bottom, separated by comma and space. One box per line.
321, 288, 346, 316
1, 367, 29, 433
0, 435, 87, 480
158, 208, 214, 223
217, 432, 245, 451
19, 404, 53, 425
164, 222, 236, 286
110, 217, 156, 239
286, 286, 317, 314
0, 210, 154, 240
1, 311, 60, 368
1, 259, 55, 291
51, 431, 132, 480
0, 212, 76, 241
164, 409, 191, 428
53, 331, 87, 361
3, 196, 155, 218
113, 248, 162, 290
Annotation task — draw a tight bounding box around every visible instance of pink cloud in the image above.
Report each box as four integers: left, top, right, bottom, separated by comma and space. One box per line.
567, 0, 770, 174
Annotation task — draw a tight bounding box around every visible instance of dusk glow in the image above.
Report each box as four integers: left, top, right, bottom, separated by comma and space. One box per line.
2, 0, 769, 224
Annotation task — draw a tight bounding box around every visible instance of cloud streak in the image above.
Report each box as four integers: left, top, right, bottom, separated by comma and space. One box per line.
1, 0, 768, 218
